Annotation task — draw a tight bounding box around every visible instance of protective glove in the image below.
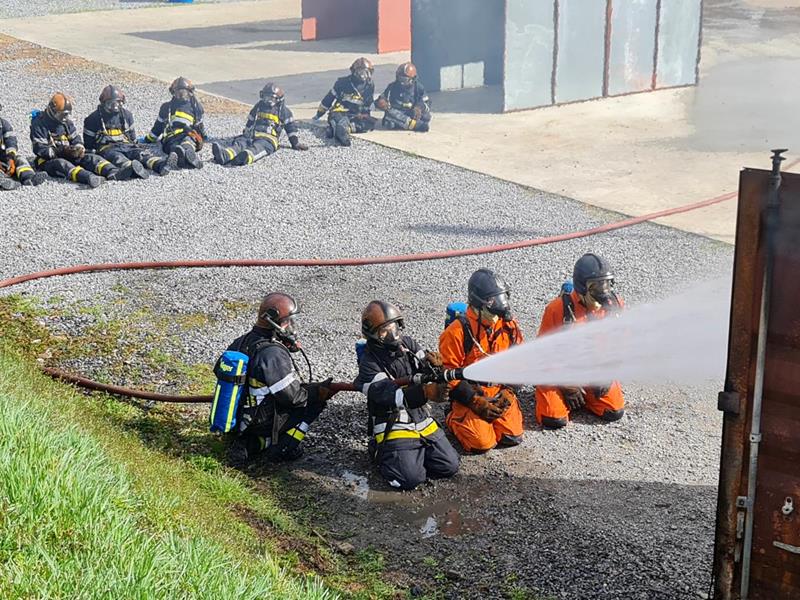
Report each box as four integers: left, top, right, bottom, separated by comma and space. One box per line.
375, 97, 389, 111
291, 141, 309, 151
493, 388, 515, 412
589, 385, 611, 399
62, 145, 85, 161
423, 382, 447, 403
424, 350, 443, 368
413, 105, 423, 120
469, 395, 505, 422
305, 377, 334, 409
561, 386, 586, 411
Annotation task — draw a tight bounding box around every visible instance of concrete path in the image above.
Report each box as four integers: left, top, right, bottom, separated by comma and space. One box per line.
3, 0, 799, 244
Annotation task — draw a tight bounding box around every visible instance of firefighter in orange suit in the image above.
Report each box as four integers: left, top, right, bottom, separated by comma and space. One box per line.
439, 269, 524, 452
535, 253, 625, 429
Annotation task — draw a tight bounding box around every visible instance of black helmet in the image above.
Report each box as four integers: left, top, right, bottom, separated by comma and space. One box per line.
259, 82, 285, 109
99, 85, 126, 113
350, 57, 375, 83
468, 269, 512, 320
169, 76, 195, 101
573, 253, 615, 304
361, 300, 404, 350
256, 292, 300, 350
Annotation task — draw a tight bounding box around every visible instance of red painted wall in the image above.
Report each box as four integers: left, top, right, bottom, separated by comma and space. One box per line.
378, 0, 411, 53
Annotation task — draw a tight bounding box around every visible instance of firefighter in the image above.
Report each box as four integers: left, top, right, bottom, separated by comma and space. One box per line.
355, 301, 459, 491
212, 83, 307, 167
84, 85, 177, 178
0, 103, 47, 190
312, 57, 377, 146
535, 253, 626, 429
226, 292, 333, 467
376, 62, 431, 132
439, 269, 525, 453
30, 92, 134, 189
144, 77, 206, 169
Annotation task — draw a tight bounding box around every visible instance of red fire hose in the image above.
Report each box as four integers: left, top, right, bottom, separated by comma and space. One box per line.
5, 165, 797, 404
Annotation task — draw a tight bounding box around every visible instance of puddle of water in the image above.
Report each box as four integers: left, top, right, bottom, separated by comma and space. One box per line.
420, 516, 438, 539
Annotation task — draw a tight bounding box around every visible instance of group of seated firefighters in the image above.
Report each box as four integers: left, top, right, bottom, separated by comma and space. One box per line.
226, 253, 625, 491
0, 58, 428, 190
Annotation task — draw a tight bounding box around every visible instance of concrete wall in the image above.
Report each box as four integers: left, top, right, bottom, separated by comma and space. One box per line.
411, 0, 504, 92
301, 0, 376, 41
555, 0, 607, 104
504, 0, 554, 111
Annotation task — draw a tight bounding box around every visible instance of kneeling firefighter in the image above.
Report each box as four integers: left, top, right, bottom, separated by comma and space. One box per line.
144, 77, 206, 169
439, 269, 525, 453
212, 83, 307, 166
535, 253, 625, 429
224, 293, 333, 466
0, 103, 47, 190
375, 62, 431, 132
84, 85, 177, 178
355, 301, 459, 490
30, 92, 134, 189
313, 57, 377, 146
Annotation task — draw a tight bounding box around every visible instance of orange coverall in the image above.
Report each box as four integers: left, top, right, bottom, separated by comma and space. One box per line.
439, 307, 524, 452
535, 290, 625, 425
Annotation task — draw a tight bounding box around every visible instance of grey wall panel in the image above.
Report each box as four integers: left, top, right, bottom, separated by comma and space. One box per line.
411, 0, 504, 92
656, 0, 701, 87
608, 0, 658, 95
504, 0, 555, 111
555, 0, 606, 103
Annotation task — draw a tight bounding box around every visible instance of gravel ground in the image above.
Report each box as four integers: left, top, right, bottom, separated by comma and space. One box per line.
0, 38, 732, 599
0, 0, 242, 20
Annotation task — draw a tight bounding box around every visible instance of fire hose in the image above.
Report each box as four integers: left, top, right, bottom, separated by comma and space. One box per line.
3, 165, 797, 405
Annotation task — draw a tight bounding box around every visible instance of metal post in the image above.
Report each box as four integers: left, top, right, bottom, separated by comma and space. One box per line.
739, 148, 787, 599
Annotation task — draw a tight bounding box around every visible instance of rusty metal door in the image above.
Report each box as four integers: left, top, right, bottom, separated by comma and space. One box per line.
714, 163, 800, 599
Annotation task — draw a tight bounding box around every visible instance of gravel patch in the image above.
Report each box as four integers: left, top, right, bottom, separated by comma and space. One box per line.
0, 41, 732, 599
0, 0, 243, 20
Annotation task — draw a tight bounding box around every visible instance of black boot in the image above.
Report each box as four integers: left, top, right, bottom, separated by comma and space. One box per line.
107, 164, 134, 181
20, 171, 47, 186
130, 160, 149, 180
183, 145, 203, 169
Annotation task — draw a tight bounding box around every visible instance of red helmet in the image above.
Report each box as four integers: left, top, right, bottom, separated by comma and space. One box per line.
169, 76, 195, 100
350, 57, 375, 83
99, 85, 126, 113
361, 300, 405, 350
396, 62, 417, 86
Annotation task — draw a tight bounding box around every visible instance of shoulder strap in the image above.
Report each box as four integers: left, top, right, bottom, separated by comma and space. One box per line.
562, 293, 576, 325
458, 315, 474, 356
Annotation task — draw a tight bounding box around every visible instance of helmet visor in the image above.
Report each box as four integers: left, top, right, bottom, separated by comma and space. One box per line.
397, 75, 414, 87
102, 99, 121, 113
376, 321, 401, 347
354, 68, 372, 82
262, 95, 279, 108
173, 89, 191, 101
484, 292, 512, 319
53, 109, 71, 122
586, 278, 614, 305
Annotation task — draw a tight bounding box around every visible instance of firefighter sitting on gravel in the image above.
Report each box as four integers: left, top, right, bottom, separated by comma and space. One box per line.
144, 76, 206, 170
212, 83, 307, 167
355, 301, 460, 491
84, 85, 177, 179
375, 62, 431, 133
30, 92, 135, 189
0, 103, 47, 190
439, 269, 525, 453
312, 57, 377, 147
535, 253, 626, 429
226, 292, 333, 467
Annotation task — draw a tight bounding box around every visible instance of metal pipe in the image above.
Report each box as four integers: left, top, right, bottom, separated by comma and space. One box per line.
740, 148, 787, 598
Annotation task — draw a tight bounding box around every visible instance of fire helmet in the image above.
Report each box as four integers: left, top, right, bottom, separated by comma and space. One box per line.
256, 292, 300, 340
46, 92, 73, 123
259, 82, 285, 109
396, 62, 417, 87
361, 300, 405, 350
468, 268, 513, 320
99, 85, 126, 113
573, 253, 615, 304
350, 57, 374, 83
169, 76, 195, 100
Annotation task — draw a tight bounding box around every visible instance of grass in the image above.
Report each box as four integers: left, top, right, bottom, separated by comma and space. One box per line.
0, 295, 400, 599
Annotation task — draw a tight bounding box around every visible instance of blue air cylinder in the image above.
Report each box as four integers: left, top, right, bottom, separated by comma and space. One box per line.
209, 350, 248, 433
445, 301, 468, 328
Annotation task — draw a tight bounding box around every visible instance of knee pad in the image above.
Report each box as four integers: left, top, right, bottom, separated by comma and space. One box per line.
541, 416, 568, 430
600, 408, 625, 422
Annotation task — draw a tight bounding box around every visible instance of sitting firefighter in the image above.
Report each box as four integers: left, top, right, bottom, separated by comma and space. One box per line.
439, 269, 525, 453
0, 103, 47, 190
144, 77, 206, 170
226, 292, 333, 467
376, 62, 431, 132
212, 83, 307, 167
312, 57, 376, 147
535, 253, 625, 429
30, 92, 135, 189
355, 301, 460, 491
84, 85, 177, 178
